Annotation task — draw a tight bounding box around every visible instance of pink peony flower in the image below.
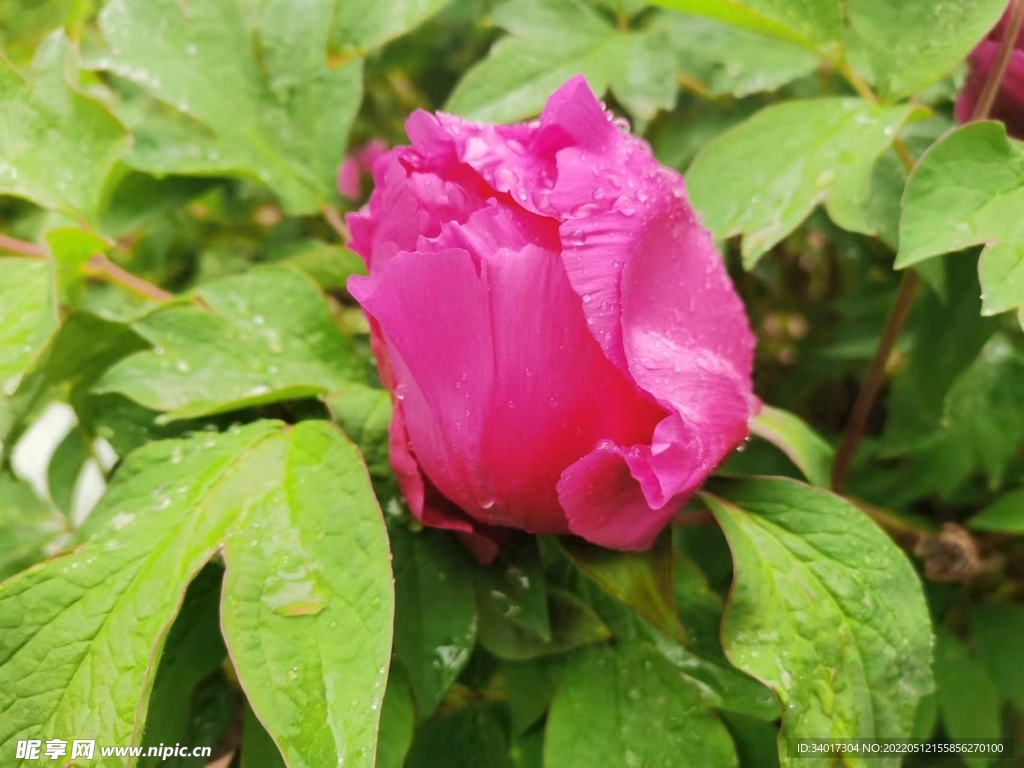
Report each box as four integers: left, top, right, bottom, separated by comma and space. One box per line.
956, 8, 1024, 138
347, 77, 757, 561
338, 138, 390, 200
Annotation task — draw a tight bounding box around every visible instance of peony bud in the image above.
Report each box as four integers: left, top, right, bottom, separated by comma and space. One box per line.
956, 7, 1024, 137
338, 138, 390, 200
347, 77, 758, 561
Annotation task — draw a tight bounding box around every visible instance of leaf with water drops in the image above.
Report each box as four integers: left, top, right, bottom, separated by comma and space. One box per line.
0, 420, 393, 768
94, 266, 365, 421
477, 538, 550, 641
389, 526, 478, 720
655, 11, 819, 98
898, 122, 1024, 325
544, 641, 738, 768
94, 0, 362, 215
750, 405, 834, 488
687, 98, 923, 268
0, 258, 56, 403
0, 31, 128, 220
701, 477, 933, 767
330, 0, 453, 53
221, 420, 393, 768
445, 0, 674, 123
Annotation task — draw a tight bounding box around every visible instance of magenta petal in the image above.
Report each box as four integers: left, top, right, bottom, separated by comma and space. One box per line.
558, 445, 680, 551
349, 248, 494, 517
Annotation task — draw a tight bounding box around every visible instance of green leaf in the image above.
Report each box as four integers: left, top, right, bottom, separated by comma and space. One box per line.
0, 32, 128, 219
701, 477, 933, 766
478, 538, 551, 641
0, 257, 56, 400
687, 99, 922, 267
934, 631, 1001, 768
405, 704, 514, 768
656, 11, 819, 97
139, 563, 227, 768
721, 712, 781, 768
897, 122, 1024, 324
324, 384, 392, 484
0, 472, 65, 581
0, 420, 393, 768
95, 0, 362, 215
390, 526, 477, 719
496, 658, 561, 734
330, 0, 453, 53
220, 421, 393, 768
376, 669, 415, 768
285, 243, 366, 292
44, 226, 109, 305
971, 604, 1024, 713
477, 587, 611, 661
544, 641, 738, 768
970, 489, 1024, 534
445, 0, 620, 123
46, 425, 91, 517
561, 532, 685, 642
95, 266, 363, 421
647, 0, 841, 50
750, 404, 834, 488
843, 0, 1006, 101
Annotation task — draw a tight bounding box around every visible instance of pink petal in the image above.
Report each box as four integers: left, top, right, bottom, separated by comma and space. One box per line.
337, 157, 362, 200
349, 248, 494, 518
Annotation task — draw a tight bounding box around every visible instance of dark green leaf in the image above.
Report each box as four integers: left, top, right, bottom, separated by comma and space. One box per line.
405, 704, 514, 768
390, 526, 477, 719
95, 266, 363, 420
324, 383, 392, 484
495, 658, 560, 734
934, 631, 1001, 768
478, 539, 550, 641
561, 532, 684, 642
971, 604, 1024, 713
970, 489, 1024, 533
477, 586, 611, 661
242, 703, 287, 768
376, 668, 415, 768
702, 477, 933, 765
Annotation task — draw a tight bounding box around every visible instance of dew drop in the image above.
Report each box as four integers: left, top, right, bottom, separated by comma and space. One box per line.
569, 228, 587, 246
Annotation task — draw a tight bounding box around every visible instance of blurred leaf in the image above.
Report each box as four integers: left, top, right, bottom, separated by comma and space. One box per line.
970, 489, 1024, 533
750, 404, 834, 488
100, 173, 216, 237
646, 0, 840, 50
285, 243, 366, 291
242, 703, 287, 768
139, 563, 228, 768
544, 641, 738, 767
95, 266, 364, 421
0, 421, 392, 768
95, 0, 362, 214
478, 586, 611, 661
721, 712, 780, 768
0, 0, 92, 64
510, 728, 543, 768
0, 472, 65, 581
44, 226, 107, 304
496, 658, 561, 734
46, 425, 91, 517
687, 99, 922, 267
561, 531, 684, 643
0, 32, 128, 220
971, 604, 1024, 713
702, 477, 933, 764
390, 526, 477, 719
656, 11, 819, 97
478, 538, 551, 641
331, 0, 454, 53
843, 0, 1006, 101
934, 631, 1001, 768
0, 258, 56, 399
898, 123, 1024, 325
445, 0, 675, 123
405, 704, 513, 768
376, 668, 416, 768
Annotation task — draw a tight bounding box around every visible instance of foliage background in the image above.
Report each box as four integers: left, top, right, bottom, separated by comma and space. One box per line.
2, 0, 1024, 767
